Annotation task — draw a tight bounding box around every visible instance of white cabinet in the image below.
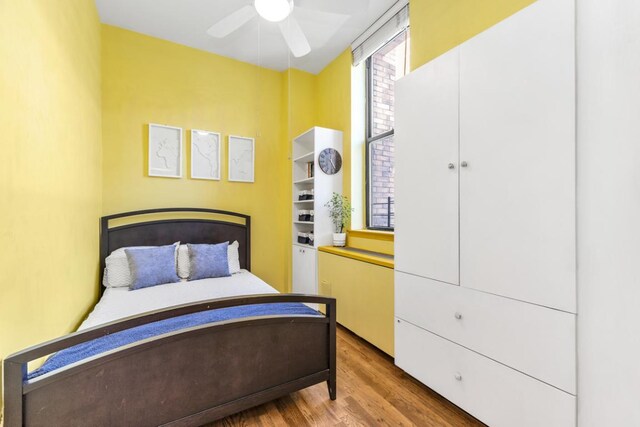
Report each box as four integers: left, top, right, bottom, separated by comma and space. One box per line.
395, 0, 575, 313
291, 127, 342, 298
396, 319, 576, 427
394, 0, 578, 425
396, 272, 576, 394
292, 246, 316, 296
395, 48, 460, 286
292, 127, 343, 250
459, 0, 576, 313
576, 1, 640, 425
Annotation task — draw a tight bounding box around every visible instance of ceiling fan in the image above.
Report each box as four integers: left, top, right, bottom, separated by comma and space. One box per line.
206, 0, 367, 58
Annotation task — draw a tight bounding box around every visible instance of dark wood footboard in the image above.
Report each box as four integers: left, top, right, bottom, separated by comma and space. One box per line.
3, 294, 337, 427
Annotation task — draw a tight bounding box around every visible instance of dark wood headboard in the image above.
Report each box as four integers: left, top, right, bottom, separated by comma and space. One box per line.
100, 208, 251, 288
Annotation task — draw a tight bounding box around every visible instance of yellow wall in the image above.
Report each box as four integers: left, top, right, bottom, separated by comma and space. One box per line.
0, 0, 102, 410
316, 50, 353, 200
282, 69, 318, 290
410, 0, 537, 69
101, 25, 290, 291
283, 69, 318, 140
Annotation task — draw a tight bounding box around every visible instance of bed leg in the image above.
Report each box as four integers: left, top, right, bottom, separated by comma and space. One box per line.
3, 359, 26, 427
327, 299, 337, 401
327, 378, 337, 400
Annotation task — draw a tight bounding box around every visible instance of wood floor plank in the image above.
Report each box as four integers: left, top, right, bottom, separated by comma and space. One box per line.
206, 326, 484, 427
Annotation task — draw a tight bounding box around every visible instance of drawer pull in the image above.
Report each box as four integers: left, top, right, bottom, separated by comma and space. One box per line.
454, 372, 463, 381
454, 312, 463, 320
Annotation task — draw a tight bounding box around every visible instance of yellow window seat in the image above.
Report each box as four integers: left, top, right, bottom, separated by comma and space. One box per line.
318, 246, 394, 269
318, 246, 394, 356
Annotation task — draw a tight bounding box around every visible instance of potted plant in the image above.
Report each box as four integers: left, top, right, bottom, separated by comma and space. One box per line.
325, 193, 352, 247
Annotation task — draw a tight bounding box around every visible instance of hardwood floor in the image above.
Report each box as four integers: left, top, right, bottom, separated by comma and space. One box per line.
207, 326, 484, 427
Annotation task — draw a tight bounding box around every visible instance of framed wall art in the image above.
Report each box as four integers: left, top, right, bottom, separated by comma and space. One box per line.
191, 129, 221, 180
148, 123, 182, 178
228, 135, 255, 183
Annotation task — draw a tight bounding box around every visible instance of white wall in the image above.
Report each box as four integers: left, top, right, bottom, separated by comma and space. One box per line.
577, 0, 640, 425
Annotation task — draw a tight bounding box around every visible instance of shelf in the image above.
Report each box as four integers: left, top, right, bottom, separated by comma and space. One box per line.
294, 177, 314, 185
293, 199, 314, 204
293, 151, 315, 163
292, 127, 317, 145
294, 221, 314, 225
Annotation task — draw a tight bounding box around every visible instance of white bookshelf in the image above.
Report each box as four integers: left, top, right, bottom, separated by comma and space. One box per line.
292, 127, 343, 300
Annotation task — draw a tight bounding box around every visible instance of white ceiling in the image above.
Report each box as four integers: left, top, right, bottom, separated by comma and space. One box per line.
95, 0, 396, 74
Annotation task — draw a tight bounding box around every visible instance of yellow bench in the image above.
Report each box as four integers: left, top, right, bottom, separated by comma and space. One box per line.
318, 246, 394, 356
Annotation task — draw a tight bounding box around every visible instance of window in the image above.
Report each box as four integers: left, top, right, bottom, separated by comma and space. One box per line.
366, 29, 409, 230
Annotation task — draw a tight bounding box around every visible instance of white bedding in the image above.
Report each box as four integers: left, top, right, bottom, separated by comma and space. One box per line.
79, 270, 278, 330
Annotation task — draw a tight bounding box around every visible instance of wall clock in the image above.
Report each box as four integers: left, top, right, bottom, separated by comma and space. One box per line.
318, 148, 342, 175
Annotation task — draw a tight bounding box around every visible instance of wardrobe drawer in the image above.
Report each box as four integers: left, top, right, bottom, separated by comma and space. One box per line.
395, 272, 576, 393
395, 319, 576, 427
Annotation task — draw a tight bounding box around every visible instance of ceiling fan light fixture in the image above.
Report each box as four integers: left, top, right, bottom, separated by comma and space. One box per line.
254, 0, 293, 23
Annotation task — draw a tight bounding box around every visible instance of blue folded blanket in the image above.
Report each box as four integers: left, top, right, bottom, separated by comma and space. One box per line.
28, 302, 319, 380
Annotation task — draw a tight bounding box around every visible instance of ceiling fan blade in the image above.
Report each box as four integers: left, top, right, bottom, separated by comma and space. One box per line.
278, 15, 311, 58
206, 5, 257, 38
296, 0, 369, 15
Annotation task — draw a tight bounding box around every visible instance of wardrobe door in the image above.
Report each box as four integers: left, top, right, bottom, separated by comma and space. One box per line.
394, 48, 460, 285
459, 0, 576, 312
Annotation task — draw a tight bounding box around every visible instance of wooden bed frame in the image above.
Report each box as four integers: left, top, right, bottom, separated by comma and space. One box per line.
4, 208, 336, 427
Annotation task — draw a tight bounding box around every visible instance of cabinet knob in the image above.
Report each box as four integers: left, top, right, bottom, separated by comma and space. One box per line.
454, 312, 463, 320
448, 163, 455, 169
461, 161, 468, 167
454, 372, 462, 381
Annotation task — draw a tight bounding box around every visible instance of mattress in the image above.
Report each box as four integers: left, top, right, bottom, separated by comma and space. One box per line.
80, 270, 278, 330
29, 272, 318, 380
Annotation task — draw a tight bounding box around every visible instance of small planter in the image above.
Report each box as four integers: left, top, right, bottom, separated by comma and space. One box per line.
332, 233, 346, 247
326, 193, 352, 247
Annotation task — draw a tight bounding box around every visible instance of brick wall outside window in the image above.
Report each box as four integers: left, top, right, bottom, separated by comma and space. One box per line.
368, 31, 408, 229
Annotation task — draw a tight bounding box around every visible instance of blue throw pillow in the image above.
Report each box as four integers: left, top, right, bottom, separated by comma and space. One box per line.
125, 244, 180, 290
187, 242, 230, 281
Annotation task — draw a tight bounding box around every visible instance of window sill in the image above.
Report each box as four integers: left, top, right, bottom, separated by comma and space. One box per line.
349, 229, 394, 241
319, 246, 394, 269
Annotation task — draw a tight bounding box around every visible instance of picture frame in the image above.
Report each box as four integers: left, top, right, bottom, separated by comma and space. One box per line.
228, 135, 255, 183
190, 129, 221, 181
148, 123, 182, 178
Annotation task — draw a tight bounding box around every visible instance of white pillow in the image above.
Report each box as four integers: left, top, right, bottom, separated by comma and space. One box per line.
228, 240, 241, 274
103, 243, 179, 288
176, 240, 241, 279
177, 245, 190, 279
103, 248, 133, 288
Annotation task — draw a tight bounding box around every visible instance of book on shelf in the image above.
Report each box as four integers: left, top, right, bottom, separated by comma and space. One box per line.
306, 161, 314, 178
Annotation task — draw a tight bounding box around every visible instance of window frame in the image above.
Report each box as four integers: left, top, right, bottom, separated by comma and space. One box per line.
365, 31, 407, 231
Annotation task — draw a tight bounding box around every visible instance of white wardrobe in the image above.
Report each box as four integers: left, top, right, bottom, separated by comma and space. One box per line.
394, 0, 577, 425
